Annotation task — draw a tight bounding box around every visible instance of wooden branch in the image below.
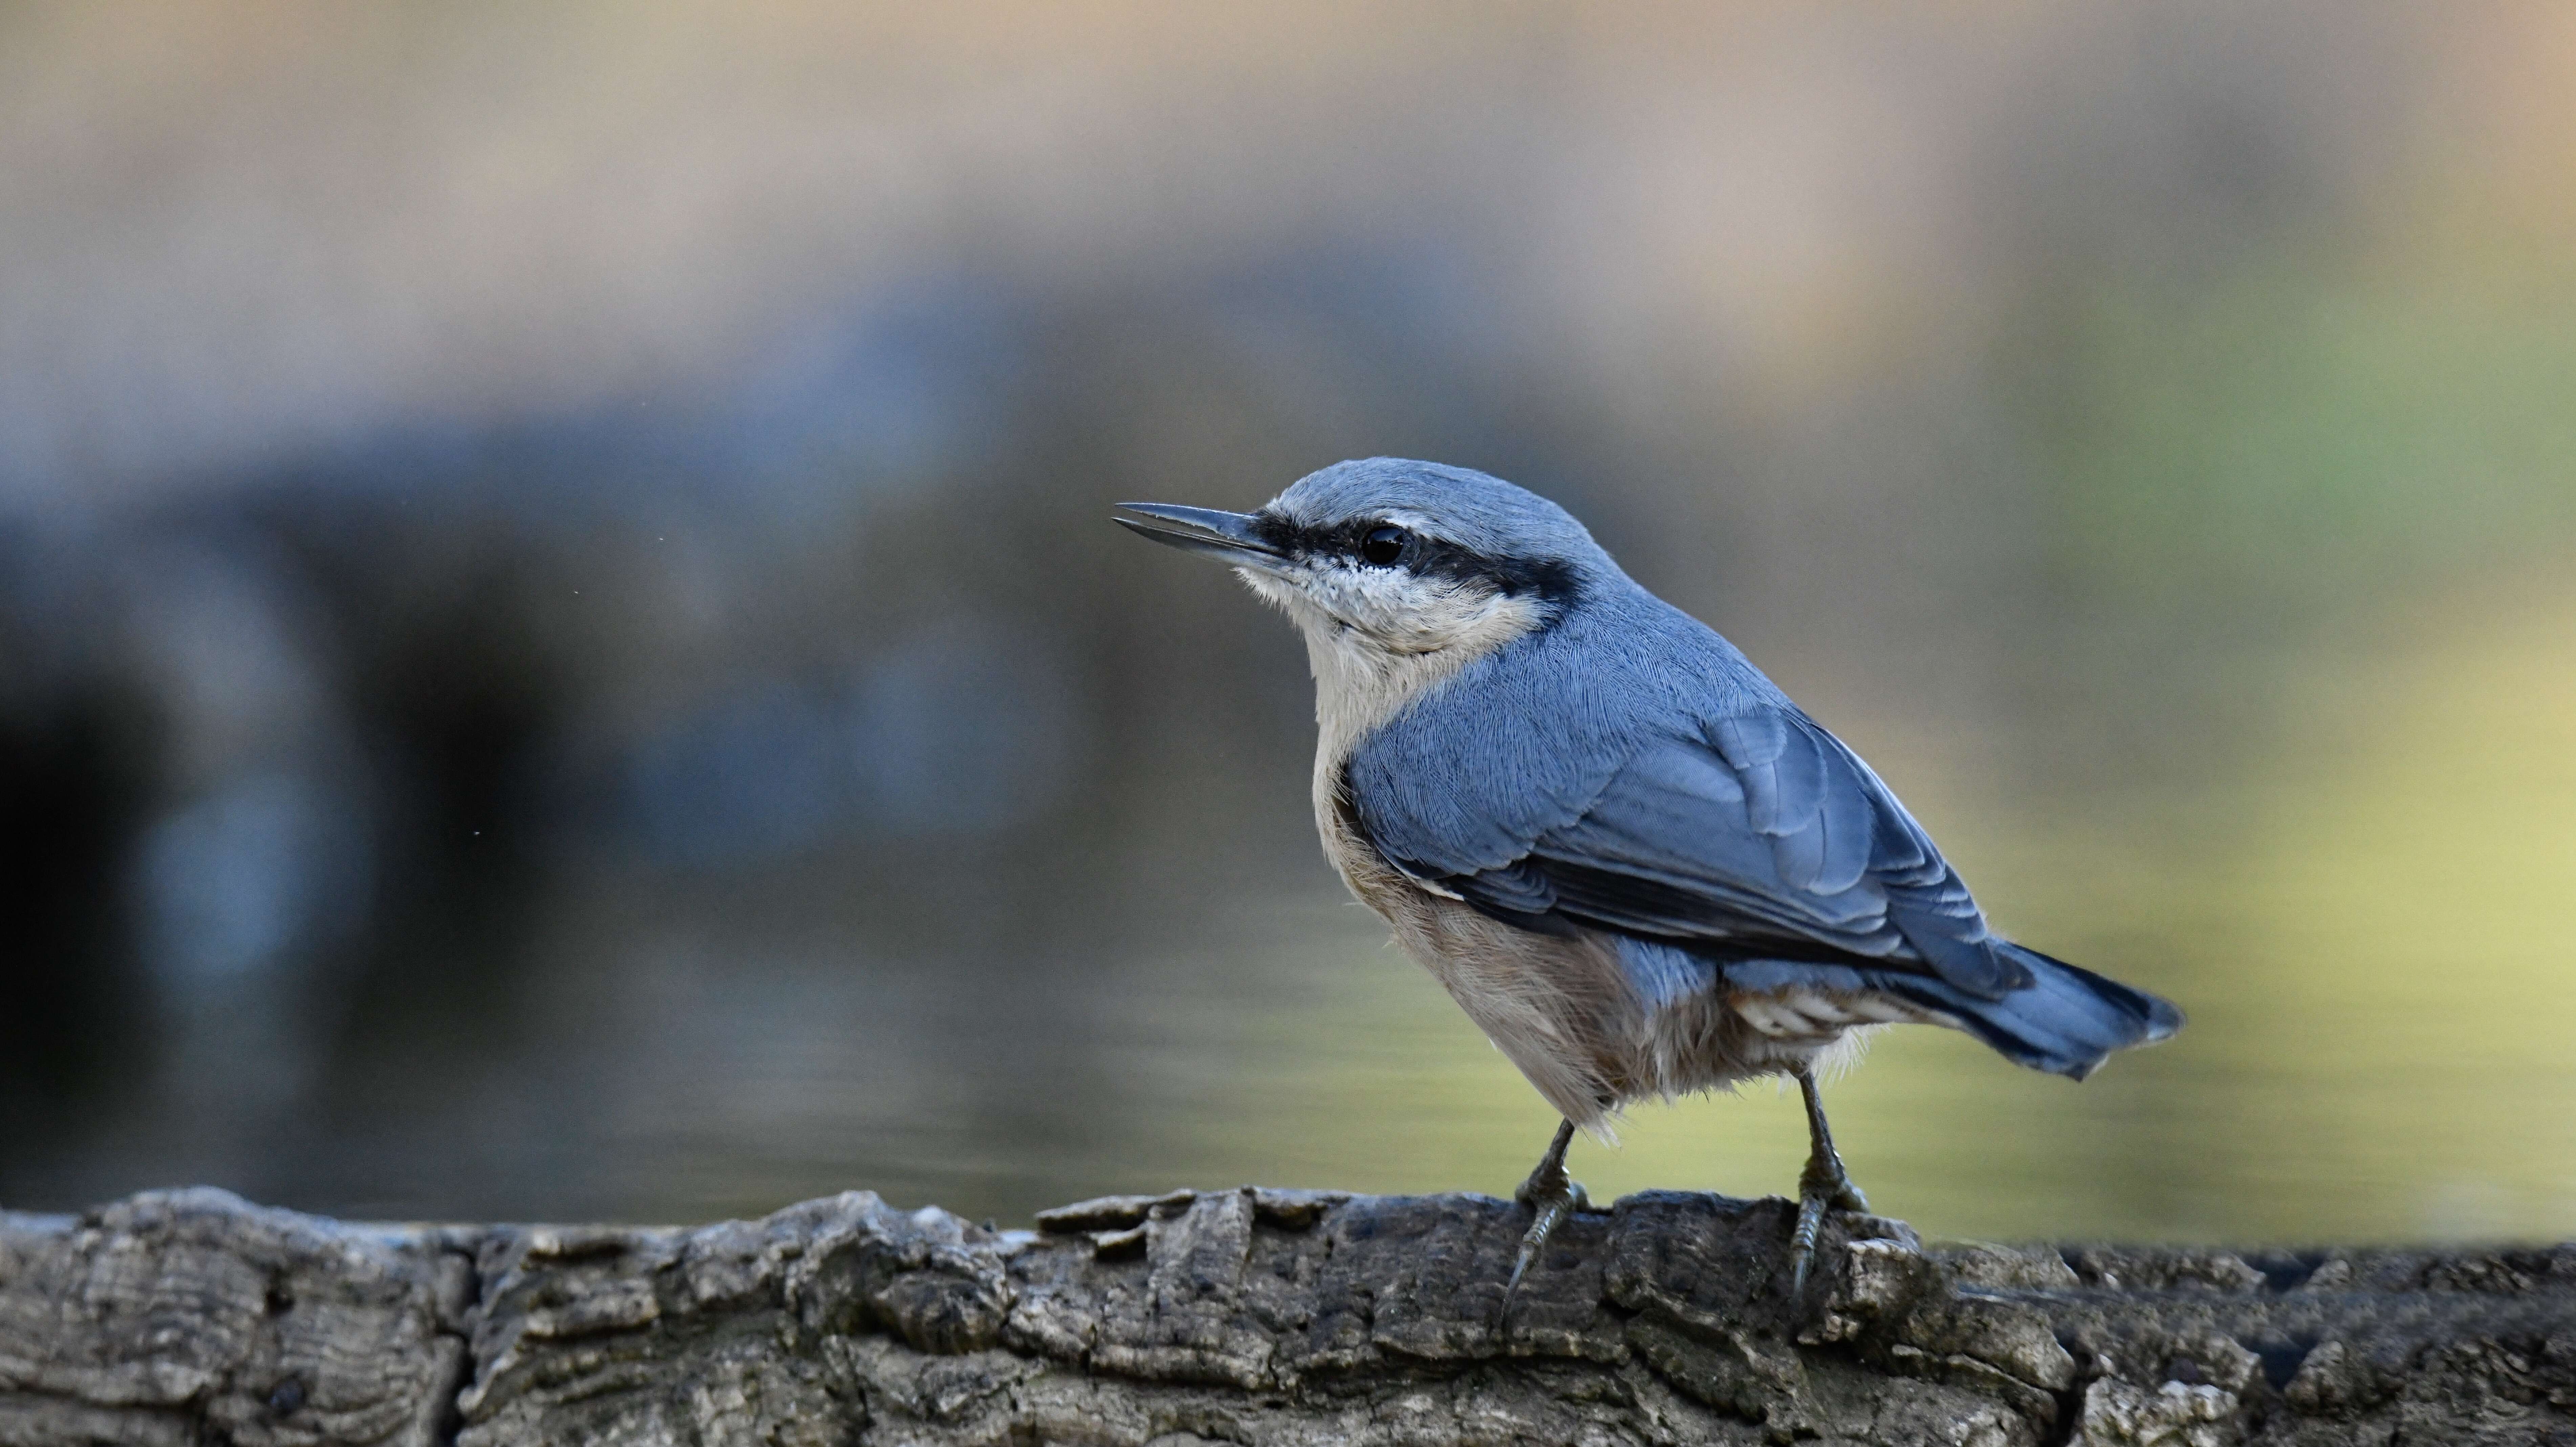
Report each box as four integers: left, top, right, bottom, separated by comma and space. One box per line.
4, 1185, 2571, 1445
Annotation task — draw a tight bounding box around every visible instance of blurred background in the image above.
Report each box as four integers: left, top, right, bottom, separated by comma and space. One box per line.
3, 0, 2573, 1245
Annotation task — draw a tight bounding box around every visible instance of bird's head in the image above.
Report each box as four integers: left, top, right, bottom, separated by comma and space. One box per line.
1116, 459, 1609, 672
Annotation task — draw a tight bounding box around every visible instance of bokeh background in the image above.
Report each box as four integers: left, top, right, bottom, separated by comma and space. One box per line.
4, 0, 2573, 1244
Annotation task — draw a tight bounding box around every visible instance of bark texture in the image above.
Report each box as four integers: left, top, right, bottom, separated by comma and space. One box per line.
4, 1184, 2573, 1446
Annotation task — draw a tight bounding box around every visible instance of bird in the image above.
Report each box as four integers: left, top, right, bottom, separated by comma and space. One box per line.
1114, 458, 2182, 1300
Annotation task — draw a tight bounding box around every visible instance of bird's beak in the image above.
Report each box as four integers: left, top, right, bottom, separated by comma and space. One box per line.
1112, 503, 1287, 569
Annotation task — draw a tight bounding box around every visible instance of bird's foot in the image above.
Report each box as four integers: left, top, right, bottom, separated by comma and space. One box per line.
1505, 1164, 1591, 1308
1789, 1150, 1868, 1296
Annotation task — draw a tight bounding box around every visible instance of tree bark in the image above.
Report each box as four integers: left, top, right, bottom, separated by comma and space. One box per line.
3, 1185, 2571, 1446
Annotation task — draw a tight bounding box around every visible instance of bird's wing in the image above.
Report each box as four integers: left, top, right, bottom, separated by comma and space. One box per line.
1354, 703, 2028, 999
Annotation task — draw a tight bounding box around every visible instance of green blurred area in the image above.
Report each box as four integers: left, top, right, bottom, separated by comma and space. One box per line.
2044, 255, 2576, 621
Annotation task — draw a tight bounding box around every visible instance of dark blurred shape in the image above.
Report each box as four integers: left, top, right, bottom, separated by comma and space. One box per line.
313, 537, 565, 1088
0, 684, 155, 1157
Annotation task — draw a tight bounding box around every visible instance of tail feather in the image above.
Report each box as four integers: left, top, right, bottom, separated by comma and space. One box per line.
1868, 943, 2182, 1079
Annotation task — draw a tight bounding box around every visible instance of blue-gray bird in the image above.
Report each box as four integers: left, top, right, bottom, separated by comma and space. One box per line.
1115, 458, 2182, 1295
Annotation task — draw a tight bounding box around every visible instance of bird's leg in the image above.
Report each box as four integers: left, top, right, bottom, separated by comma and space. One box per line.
1506, 1118, 1589, 1307
1789, 1065, 1869, 1295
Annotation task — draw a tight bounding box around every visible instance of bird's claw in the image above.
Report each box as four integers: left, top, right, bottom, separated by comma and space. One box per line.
1789, 1194, 1831, 1296
1503, 1171, 1590, 1311
1788, 1155, 1868, 1296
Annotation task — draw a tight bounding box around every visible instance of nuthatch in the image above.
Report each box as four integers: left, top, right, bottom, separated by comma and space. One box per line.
1117, 458, 2182, 1298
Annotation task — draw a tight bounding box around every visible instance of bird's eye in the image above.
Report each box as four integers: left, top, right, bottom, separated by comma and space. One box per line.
1360, 525, 1409, 566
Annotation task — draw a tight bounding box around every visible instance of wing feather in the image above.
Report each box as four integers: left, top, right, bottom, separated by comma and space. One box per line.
1340, 588, 2027, 1000
1362, 706, 2026, 998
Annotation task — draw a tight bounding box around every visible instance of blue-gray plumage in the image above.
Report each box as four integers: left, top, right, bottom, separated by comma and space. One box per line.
1116, 458, 2182, 1300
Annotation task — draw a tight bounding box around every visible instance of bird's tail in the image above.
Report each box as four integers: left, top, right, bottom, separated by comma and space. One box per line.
1871, 944, 2183, 1080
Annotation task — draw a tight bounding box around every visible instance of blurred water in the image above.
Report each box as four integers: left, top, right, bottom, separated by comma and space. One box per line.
1, 0, 2572, 1244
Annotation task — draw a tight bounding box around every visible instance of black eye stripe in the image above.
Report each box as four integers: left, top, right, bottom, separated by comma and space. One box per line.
1247, 511, 1304, 554
1251, 511, 1581, 605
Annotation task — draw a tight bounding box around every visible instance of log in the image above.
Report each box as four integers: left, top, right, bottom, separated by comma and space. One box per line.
3, 1185, 2571, 1446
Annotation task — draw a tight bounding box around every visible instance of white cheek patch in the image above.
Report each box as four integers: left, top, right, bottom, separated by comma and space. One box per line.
1235, 567, 1299, 611
1238, 558, 1545, 656
1238, 552, 1555, 771
1305, 565, 1544, 657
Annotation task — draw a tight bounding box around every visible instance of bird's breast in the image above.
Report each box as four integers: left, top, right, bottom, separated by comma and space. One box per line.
1309, 771, 1602, 1117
